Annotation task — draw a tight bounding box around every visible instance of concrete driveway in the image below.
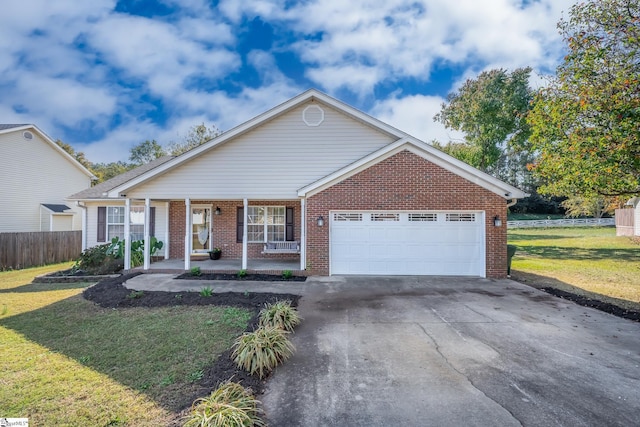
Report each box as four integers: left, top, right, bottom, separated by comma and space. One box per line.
260, 276, 640, 426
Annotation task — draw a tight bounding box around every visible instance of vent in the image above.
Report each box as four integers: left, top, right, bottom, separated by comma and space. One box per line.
333, 213, 362, 222
23, 131, 34, 140
303, 105, 324, 126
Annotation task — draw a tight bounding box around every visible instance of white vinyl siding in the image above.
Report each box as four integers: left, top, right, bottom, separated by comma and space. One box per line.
0, 130, 92, 232
127, 101, 395, 199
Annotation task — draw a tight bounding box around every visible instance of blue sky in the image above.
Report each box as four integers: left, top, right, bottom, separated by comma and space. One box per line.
1, 0, 574, 163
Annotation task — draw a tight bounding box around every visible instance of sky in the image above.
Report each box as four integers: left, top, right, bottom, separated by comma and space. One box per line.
0, 0, 576, 163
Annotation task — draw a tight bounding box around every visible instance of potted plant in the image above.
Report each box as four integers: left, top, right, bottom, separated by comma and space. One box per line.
208, 248, 222, 260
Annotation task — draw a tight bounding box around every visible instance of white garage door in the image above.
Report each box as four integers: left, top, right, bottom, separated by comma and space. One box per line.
330, 211, 485, 276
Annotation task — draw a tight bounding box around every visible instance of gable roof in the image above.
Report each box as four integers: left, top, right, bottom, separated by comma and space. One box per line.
298, 139, 528, 199
103, 89, 528, 200
68, 155, 175, 200
0, 124, 96, 180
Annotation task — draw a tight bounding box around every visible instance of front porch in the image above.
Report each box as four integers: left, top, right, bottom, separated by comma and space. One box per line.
137, 258, 304, 275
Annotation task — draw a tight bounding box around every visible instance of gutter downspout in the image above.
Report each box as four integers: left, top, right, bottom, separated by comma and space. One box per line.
506, 198, 518, 208
76, 201, 88, 251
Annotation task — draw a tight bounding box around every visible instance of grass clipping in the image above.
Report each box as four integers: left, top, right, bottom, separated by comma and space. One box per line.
183, 381, 265, 427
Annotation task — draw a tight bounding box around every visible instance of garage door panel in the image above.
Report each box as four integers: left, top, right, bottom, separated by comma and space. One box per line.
330, 211, 484, 276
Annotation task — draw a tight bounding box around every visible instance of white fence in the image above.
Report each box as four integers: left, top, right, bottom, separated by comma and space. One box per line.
507, 218, 615, 229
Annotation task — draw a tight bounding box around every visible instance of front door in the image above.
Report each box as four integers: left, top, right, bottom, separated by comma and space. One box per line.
192, 206, 212, 253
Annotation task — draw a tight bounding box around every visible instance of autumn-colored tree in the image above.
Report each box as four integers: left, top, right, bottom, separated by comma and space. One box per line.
168, 123, 220, 156
434, 67, 534, 172
528, 0, 640, 197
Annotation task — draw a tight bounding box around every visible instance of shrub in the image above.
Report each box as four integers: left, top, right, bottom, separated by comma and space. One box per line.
259, 300, 301, 332
127, 290, 144, 299
183, 381, 265, 427
200, 287, 213, 297
191, 266, 202, 277
232, 326, 295, 379
237, 269, 247, 279
281, 270, 293, 280
73, 244, 123, 274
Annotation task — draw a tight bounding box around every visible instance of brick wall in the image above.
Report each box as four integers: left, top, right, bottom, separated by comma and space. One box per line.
169, 200, 301, 260
305, 150, 508, 278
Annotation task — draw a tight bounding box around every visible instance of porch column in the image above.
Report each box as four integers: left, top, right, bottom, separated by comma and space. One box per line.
184, 198, 191, 270
300, 198, 306, 271
242, 198, 248, 270
143, 198, 151, 270
164, 201, 170, 259
124, 198, 131, 271
80, 203, 87, 251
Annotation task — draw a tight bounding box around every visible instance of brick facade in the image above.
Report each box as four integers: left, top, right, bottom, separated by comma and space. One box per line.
305, 150, 507, 278
169, 200, 301, 261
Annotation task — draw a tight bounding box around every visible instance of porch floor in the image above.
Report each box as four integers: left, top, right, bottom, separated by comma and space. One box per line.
138, 258, 302, 273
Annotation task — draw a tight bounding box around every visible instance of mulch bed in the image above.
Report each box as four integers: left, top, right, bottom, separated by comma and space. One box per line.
540, 287, 640, 322
176, 272, 307, 282
82, 273, 301, 417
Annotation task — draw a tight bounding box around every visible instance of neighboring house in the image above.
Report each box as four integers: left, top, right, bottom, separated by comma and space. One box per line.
0, 124, 95, 233
69, 89, 528, 278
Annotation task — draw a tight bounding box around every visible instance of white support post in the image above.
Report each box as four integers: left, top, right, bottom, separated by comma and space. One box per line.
242, 198, 248, 270
143, 198, 151, 270
184, 198, 191, 271
300, 198, 306, 271
80, 204, 87, 251
124, 199, 131, 271
164, 201, 170, 259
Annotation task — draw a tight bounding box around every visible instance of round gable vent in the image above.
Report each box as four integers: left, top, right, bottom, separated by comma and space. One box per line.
303, 105, 325, 127
23, 131, 34, 140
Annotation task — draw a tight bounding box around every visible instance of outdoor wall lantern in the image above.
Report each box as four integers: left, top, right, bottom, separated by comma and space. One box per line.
494, 215, 502, 227
317, 215, 324, 226
215, 207, 221, 215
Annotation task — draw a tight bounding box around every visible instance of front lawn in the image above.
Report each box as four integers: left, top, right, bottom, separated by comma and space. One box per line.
0, 263, 251, 426
508, 227, 640, 311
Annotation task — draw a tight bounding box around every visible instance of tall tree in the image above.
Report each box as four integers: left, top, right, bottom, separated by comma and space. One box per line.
434, 67, 534, 172
129, 139, 166, 165
528, 0, 640, 197
168, 123, 221, 155
91, 161, 136, 183
55, 140, 92, 171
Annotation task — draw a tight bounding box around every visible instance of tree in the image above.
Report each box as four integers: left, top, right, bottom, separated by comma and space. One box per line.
91, 161, 136, 183
129, 139, 166, 165
434, 67, 534, 172
528, 0, 640, 197
55, 140, 92, 171
168, 123, 221, 156
560, 195, 622, 218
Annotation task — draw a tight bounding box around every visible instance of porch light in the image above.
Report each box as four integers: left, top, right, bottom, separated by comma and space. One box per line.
215, 207, 221, 215
494, 215, 502, 227
317, 215, 324, 227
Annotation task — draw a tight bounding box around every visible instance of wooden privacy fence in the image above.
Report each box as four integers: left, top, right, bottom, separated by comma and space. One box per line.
0, 231, 82, 270
507, 218, 615, 229
615, 209, 635, 236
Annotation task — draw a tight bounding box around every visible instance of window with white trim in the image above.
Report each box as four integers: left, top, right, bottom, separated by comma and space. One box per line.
371, 213, 400, 221
446, 213, 476, 222
247, 206, 285, 242
408, 213, 438, 222
333, 213, 363, 221
107, 206, 145, 241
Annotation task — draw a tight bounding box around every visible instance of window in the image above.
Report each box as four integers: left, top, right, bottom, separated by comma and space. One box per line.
409, 213, 438, 222
247, 206, 285, 242
446, 213, 476, 222
104, 206, 149, 242
333, 213, 363, 221
371, 213, 400, 221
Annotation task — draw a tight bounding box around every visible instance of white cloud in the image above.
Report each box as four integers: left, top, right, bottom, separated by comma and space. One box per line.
371, 94, 465, 144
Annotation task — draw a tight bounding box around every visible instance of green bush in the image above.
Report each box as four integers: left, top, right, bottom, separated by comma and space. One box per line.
237, 269, 247, 279
281, 270, 293, 280
73, 244, 123, 275
191, 266, 202, 277
259, 300, 301, 332
183, 381, 265, 427
200, 286, 213, 297
232, 326, 295, 379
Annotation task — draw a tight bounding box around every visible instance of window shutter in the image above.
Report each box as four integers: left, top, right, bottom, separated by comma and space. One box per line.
149, 207, 156, 237
236, 207, 244, 243
286, 207, 294, 241
97, 206, 106, 242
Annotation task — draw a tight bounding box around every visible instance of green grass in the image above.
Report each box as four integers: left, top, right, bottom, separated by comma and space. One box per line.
0, 263, 252, 426
508, 227, 640, 309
